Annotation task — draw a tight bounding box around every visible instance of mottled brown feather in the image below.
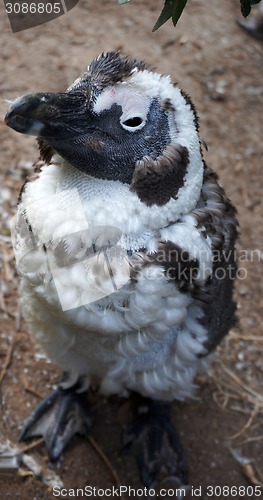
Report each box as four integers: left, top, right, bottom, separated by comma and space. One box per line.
130, 144, 189, 206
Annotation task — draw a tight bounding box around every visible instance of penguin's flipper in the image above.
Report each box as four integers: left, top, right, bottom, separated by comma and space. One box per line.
20, 386, 93, 460
122, 398, 188, 494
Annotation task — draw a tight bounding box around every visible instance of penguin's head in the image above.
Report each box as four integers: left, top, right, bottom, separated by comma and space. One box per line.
5, 51, 204, 207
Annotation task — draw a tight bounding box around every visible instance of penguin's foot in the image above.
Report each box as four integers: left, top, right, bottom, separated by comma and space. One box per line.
20, 385, 93, 460
122, 398, 188, 494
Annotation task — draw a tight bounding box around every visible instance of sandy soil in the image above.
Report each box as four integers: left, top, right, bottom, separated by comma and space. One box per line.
0, 0, 263, 499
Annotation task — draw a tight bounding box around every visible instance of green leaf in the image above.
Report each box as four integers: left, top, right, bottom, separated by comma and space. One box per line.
240, 0, 261, 17
172, 0, 188, 27
152, 0, 174, 32
152, 0, 188, 32
240, 0, 251, 17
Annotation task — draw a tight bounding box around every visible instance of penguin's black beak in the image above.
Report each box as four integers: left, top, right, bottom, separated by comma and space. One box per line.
5, 92, 88, 139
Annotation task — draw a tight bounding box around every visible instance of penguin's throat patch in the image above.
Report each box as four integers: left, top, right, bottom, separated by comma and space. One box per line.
130, 143, 189, 207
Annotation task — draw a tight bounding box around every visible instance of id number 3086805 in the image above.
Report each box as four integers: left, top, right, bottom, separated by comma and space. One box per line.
5, 2, 62, 14
205, 485, 262, 497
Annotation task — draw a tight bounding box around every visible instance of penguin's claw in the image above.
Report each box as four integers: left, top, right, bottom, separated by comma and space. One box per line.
20, 386, 93, 460
122, 399, 188, 494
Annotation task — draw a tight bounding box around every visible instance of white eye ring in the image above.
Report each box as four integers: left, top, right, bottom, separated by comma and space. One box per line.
120, 115, 146, 132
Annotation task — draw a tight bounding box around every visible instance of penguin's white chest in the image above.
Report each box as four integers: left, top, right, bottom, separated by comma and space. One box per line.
16, 161, 211, 401
20, 252, 210, 402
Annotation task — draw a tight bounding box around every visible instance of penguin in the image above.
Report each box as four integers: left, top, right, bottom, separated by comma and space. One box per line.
5, 51, 238, 492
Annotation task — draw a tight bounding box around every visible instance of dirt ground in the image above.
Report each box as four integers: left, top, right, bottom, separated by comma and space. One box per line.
0, 0, 263, 498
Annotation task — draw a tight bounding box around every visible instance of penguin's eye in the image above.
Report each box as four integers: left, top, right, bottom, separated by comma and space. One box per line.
121, 116, 145, 132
